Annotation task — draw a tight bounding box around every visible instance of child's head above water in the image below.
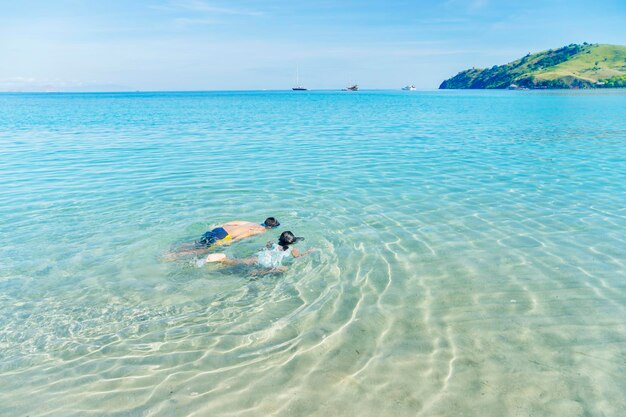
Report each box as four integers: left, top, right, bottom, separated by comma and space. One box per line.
278, 231, 304, 250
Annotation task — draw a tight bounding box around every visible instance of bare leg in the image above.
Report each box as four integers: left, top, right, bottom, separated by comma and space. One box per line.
162, 243, 212, 261
222, 257, 257, 266
205, 253, 256, 265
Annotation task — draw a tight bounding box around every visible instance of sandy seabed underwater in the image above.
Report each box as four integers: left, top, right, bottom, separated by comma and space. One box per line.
1, 89, 625, 416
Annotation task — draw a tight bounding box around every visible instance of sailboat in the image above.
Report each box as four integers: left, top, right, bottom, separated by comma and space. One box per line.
343, 84, 359, 91
402, 85, 416, 91
292, 66, 308, 91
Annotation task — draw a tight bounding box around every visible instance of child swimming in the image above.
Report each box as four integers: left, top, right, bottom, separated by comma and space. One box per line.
205, 231, 315, 270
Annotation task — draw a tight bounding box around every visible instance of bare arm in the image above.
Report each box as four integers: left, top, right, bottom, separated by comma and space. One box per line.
291, 248, 318, 258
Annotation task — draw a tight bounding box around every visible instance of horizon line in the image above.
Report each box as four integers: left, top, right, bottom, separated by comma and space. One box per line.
0, 88, 446, 94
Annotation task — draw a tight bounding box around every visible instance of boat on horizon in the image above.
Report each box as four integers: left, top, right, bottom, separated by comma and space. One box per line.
292, 66, 308, 91
402, 85, 416, 91
343, 84, 359, 91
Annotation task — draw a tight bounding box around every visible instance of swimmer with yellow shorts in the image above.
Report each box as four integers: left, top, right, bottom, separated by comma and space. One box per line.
164, 217, 280, 260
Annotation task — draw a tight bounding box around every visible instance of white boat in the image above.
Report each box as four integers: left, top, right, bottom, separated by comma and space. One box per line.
292, 66, 308, 91
402, 85, 416, 91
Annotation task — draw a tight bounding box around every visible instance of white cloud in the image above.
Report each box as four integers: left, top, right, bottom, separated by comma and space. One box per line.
0, 77, 42, 91
153, 0, 264, 17
445, 0, 489, 11
172, 17, 219, 27
0, 76, 131, 92
471, 0, 489, 9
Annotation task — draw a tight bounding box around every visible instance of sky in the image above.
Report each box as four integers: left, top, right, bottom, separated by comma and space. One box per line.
1, 0, 625, 91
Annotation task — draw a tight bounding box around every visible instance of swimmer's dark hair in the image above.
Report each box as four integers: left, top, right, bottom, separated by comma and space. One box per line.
278, 231, 304, 250
263, 217, 280, 228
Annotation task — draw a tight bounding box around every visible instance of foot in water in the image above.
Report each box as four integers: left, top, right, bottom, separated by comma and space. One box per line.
206, 253, 227, 263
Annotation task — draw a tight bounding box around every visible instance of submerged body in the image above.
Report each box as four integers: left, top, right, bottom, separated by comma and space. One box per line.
198, 221, 268, 247
205, 231, 315, 272
256, 243, 293, 268
164, 217, 280, 260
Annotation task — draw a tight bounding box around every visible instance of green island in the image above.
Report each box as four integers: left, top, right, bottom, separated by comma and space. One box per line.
439, 43, 626, 89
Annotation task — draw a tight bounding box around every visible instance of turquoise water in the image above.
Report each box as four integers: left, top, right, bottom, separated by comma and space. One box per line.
1, 90, 625, 417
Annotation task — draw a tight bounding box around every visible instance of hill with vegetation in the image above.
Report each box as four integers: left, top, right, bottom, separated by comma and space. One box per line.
439, 43, 626, 89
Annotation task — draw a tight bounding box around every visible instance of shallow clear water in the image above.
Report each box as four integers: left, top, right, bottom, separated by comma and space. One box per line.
1, 90, 625, 417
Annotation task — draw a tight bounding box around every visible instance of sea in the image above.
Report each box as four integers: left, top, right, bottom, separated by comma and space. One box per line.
1, 90, 625, 417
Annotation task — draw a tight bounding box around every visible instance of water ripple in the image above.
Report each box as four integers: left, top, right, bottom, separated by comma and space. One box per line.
1, 90, 626, 417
